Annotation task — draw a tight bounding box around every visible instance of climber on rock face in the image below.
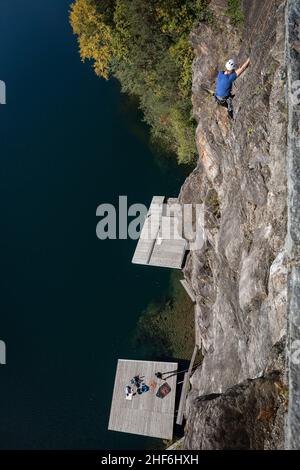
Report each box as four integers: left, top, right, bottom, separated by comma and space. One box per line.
215, 58, 251, 119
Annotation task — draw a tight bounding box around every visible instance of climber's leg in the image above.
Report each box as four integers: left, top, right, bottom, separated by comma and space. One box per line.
216, 95, 234, 119
226, 96, 233, 112
215, 96, 227, 107
226, 96, 234, 119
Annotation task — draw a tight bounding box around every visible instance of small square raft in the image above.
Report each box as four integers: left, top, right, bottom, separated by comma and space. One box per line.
108, 359, 178, 440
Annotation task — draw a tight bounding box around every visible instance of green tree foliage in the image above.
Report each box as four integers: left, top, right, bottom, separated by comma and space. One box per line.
70, 0, 115, 78
226, 0, 244, 25
70, 0, 211, 163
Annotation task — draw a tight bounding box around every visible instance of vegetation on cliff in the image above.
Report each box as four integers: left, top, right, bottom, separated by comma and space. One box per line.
226, 0, 244, 25
70, 0, 212, 163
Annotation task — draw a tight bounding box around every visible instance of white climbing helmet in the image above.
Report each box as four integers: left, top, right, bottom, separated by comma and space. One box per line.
225, 59, 236, 71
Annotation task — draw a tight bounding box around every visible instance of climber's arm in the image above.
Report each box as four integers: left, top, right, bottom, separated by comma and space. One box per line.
236, 58, 251, 77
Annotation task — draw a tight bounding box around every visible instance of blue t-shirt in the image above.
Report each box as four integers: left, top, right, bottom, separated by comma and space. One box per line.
215, 71, 237, 97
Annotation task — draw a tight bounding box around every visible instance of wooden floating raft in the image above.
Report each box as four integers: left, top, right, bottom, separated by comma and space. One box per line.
132, 196, 187, 269
176, 345, 199, 426
108, 359, 178, 440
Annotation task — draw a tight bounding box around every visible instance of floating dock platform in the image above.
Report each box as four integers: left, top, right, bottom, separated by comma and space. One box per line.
132, 196, 187, 269
108, 359, 178, 440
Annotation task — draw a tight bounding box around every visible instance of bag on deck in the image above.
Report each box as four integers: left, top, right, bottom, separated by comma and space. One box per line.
156, 382, 171, 399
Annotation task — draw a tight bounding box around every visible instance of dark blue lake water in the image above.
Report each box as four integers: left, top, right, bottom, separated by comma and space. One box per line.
0, 0, 188, 449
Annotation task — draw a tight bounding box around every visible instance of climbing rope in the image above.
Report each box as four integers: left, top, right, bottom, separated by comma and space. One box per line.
243, 0, 274, 55
155, 362, 202, 381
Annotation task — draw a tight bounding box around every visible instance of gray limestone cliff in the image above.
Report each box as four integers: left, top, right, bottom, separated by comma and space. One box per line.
179, 0, 296, 449
285, 0, 300, 451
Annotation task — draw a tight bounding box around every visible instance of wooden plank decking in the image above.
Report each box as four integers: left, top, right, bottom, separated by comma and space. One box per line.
132, 196, 187, 269
180, 279, 196, 303
149, 238, 187, 269
108, 359, 178, 440
176, 345, 198, 426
